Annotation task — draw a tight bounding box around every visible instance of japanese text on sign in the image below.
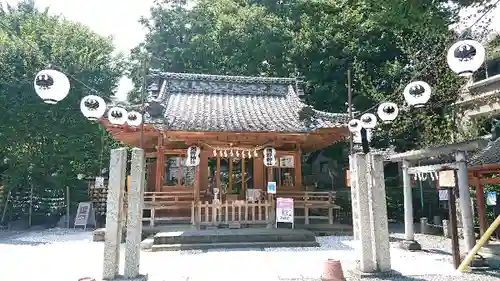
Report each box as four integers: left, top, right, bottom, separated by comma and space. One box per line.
276, 197, 294, 223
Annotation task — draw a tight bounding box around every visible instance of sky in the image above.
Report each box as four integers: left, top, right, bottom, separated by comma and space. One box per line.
3, 0, 500, 101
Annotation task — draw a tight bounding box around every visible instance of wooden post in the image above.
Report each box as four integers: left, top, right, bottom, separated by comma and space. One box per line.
216, 155, 221, 191
242, 158, 246, 199
450, 171, 461, 269
194, 165, 200, 226
474, 175, 487, 236
155, 135, 164, 192
267, 167, 275, 228
228, 157, 233, 194
294, 149, 302, 188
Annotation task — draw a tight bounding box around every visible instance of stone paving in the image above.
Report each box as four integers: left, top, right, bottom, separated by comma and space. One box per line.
0, 228, 499, 281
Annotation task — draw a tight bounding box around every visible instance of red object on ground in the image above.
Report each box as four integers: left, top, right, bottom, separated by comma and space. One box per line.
78, 278, 95, 281
322, 259, 346, 281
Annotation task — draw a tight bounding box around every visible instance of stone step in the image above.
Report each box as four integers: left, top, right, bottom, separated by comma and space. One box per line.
153, 228, 316, 245
151, 240, 320, 251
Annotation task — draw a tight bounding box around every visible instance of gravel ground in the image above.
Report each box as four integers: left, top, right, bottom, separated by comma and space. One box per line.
0, 227, 499, 281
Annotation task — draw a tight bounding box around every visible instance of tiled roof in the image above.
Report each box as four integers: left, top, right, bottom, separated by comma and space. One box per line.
143, 72, 348, 133
469, 137, 500, 166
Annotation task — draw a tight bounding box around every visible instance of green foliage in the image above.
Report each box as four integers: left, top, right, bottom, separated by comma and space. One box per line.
127, 0, 487, 153
0, 1, 123, 224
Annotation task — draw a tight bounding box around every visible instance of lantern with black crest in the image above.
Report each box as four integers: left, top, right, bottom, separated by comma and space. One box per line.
403, 81, 431, 107
34, 69, 70, 104
263, 147, 277, 167
377, 102, 399, 123
80, 95, 107, 121
185, 146, 201, 167
107, 107, 128, 125
126, 111, 142, 127
348, 119, 362, 144
360, 113, 377, 129
446, 40, 485, 77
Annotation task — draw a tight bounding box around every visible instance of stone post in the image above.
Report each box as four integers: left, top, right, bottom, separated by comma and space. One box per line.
420, 217, 429, 234
349, 154, 359, 240
367, 153, 391, 272
353, 153, 376, 272
399, 160, 421, 251
442, 219, 451, 238
124, 148, 146, 279
103, 148, 127, 280
455, 151, 476, 252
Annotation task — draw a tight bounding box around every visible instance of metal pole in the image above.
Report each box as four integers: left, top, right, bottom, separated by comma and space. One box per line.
140, 54, 147, 149
347, 69, 353, 152
449, 170, 461, 269
66, 185, 70, 229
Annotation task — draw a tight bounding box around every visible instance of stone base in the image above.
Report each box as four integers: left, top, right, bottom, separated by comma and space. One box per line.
347, 268, 401, 279
399, 240, 422, 251
103, 274, 148, 281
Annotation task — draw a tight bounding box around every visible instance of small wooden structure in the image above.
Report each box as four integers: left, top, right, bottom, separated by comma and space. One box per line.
102, 72, 348, 227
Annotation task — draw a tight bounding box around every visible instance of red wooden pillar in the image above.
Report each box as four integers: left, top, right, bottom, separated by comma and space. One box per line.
155, 135, 164, 192
474, 174, 487, 236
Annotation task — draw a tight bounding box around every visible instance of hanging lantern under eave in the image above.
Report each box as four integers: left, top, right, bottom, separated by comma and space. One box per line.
126, 111, 143, 127
107, 107, 128, 125
403, 81, 431, 107
34, 69, 70, 104
377, 102, 399, 123
360, 113, 377, 129
80, 95, 106, 121
446, 40, 485, 77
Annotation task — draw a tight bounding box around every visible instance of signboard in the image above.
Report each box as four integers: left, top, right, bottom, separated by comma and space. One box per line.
438, 189, 449, 201
487, 192, 497, 206
438, 170, 456, 187
276, 197, 294, 228
95, 176, 104, 189
74, 202, 96, 230
267, 182, 277, 194
279, 156, 295, 168
346, 169, 350, 187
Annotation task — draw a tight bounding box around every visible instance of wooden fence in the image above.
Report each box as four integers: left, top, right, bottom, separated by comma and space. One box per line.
191, 200, 272, 227
142, 190, 202, 226
276, 191, 340, 224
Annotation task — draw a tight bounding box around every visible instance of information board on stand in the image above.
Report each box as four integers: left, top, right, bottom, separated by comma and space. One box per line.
74, 201, 96, 230
276, 197, 294, 229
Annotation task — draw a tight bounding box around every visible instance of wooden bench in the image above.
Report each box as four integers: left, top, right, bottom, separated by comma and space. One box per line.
276, 191, 340, 224
143, 191, 202, 226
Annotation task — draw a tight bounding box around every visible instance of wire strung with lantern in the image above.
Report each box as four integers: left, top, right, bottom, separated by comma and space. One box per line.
347, 37, 487, 153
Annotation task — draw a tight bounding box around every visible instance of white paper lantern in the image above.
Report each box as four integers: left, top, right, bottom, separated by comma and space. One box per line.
33, 69, 70, 104
80, 95, 106, 121
107, 107, 128, 125
377, 102, 399, 123
126, 111, 143, 127
446, 40, 485, 77
360, 113, 377, 129
403, 81, 431, 107
348, 119, 362, 133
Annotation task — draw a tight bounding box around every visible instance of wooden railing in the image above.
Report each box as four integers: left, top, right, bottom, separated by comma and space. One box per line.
142, 190, 202, 226
191, 200, 271, 227
276, 191, 340, 224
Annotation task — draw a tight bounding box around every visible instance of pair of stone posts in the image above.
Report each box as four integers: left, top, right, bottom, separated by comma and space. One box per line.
349, 153, 392, 274
400, 151, 475, 254
103, 148, 147, 281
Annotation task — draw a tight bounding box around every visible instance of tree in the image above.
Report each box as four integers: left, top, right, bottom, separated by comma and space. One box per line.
129, 0, 486, 151
0, 1, 123, 224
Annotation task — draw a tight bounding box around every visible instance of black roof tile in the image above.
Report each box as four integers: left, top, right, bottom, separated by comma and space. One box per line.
143, 72, 348, 133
